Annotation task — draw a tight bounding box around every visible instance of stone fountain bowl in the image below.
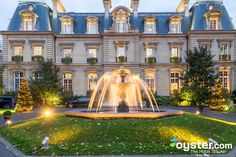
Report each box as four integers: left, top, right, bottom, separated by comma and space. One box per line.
65, 108, 183, 120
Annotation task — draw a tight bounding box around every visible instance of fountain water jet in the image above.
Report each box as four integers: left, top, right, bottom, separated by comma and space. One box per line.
88, 67, 159, 113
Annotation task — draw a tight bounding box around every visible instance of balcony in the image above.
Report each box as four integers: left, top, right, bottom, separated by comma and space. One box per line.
12, 55, 23, 63
87, 57, 98, 65
62, 57, 72, 65
170, 57, 182, 64
219, 54, 231, 61
116, 56, 127, 63
32, 55, 44, 62
145, 57, 156, 64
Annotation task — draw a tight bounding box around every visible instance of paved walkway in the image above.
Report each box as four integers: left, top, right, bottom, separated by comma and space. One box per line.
160, 106, 236, 122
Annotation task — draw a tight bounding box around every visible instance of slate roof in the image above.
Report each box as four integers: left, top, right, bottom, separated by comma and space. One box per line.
6, 0, 235, 34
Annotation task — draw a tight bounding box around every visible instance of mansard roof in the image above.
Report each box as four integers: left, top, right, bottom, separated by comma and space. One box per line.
6, 0, 235, 34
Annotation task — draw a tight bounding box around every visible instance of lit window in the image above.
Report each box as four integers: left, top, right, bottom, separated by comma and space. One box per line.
144, 17, 156, 34
33, 46, 42, 56
20, 12, 35, 31
14, 46, 23, 56
169, 21, 181, 33
88, 73, 97, 91
64, 73, 73, 91
205, 10, 222, 30
88, 48, 97, 58
115, 14, 128, 33
145, 72, 155, 93
171, 47, 179, 57
14, 72, 23, 91
170, 72, 180, 94
60, 17, 74, 34
146, 48, 155, 58
63, 48, 72, 58
117, 47, 126, 57
219, 71, 229, 90
87, 17, 98, 34
210, 19, 219, 30
220, 44, 229, 55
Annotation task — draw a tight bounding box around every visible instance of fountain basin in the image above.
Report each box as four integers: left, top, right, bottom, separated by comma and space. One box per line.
65, 109, 183, 120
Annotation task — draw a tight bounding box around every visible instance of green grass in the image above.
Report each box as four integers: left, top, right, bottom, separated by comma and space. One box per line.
0, 113, 235, 156
0, 109, 15, 115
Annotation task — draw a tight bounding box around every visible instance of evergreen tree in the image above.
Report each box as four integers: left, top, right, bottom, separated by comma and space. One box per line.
16, 79, 34, 112
181, 47, 217, 113
208, 79, 229, 111
29, 60, 63, 107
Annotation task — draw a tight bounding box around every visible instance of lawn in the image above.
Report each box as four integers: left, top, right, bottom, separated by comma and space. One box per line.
0, 109, 15, 115
0, 113, 235, 156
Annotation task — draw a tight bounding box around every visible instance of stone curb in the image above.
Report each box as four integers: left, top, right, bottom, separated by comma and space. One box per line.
0, 136, 235, 157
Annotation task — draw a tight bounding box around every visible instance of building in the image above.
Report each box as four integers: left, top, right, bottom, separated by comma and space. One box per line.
0, 0, 235, 96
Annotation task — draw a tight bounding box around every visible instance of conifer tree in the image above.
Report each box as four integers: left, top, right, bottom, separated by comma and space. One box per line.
16, 79, 34, 112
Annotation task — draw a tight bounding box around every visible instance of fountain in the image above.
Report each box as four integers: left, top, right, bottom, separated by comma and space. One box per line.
65, 67, 183, 119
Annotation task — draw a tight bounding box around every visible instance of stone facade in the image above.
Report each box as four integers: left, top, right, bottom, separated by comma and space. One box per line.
1, 0, 236, 96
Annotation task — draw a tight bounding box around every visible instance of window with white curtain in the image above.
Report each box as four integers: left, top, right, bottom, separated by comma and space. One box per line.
88, 48, 97, 58
33, 46, 43, 56
88, 73, 97, 91
87, 19, 98, 34
145, 72, 155, 93
117, 47, 126, 57
64, 73, 73, 91
146, 48, 155, 58
219, 71, 230, 90
14, 46, 23, 56
14, 72, 23, 91
63, 48, 72, 58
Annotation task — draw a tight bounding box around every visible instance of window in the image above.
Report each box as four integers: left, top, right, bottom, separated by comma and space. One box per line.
170, 72, 180, 94
23, 17, 33, 31
64, 73, 73, 91
219, 71, 229, 90
210, 18, 219, 30
14, 72, 23, 91
169, 21, 181, 33
145, 72, 155, 93
60, 16, 74, 34
88, 73, 97, 91
33, 46, 42, 56
146, 48, 155, 58
144, 17, 156, 34
20, 12, 35, 31
14, 46, 23, 56
117, 47, 126, 57
87, 17, 98, 34
88, 48, 97, 58
171, 47, 179, 57
220, 44, 229, 55
33, 72, 42, 79
116, 15, 127, 33
63, 48, 72, 58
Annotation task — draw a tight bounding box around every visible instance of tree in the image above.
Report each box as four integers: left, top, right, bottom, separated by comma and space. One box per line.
181, 47, 217, 114
29, 60, 63, 107
16, 79, 34, 112
208, 79, 229, 111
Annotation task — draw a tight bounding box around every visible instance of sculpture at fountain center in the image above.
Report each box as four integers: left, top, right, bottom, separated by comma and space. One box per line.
117, 70, 129, 113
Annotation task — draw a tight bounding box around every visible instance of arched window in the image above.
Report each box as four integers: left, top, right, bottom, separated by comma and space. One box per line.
63, 73, 73, 91
169, 15, 182, 33
86, 16, 99, 34
204, 8, 223, 30
88, 73, 97, 91
112, 7, 130, 33
14, 72, 23, 91
19, 6, 37, 31
60, 16, 74, 34
144, 17, 157, 34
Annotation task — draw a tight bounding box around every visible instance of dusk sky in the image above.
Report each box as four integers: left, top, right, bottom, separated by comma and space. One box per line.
0, 0, 235, 31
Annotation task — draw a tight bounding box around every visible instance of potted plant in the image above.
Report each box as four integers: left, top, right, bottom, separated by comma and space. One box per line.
3, 110, 12, 125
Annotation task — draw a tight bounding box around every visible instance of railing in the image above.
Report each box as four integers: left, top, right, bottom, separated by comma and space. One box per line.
87, 58, 98, 65
219, 54, 231, 61
32, 55, 44, 62
145, 57, 156, 64
170, 57, 182, 64
12, 55, 23, 63
62, 57, 73, 65
116, 56, 127, 63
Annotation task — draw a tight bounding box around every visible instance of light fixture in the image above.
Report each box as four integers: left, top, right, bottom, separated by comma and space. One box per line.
44, 110, 52, 117
5, 120, 12, 125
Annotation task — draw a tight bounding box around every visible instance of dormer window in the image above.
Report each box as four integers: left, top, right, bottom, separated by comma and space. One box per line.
169, 15, 182, 33
86, 17, 99, 34
204, 9, 223, 30
60, 16, 74, 34
112, 7, 131, 33
144, 17, 156, 34
19, 8, 37, 31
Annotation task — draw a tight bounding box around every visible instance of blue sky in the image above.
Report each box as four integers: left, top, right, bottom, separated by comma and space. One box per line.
0, 0, 235, 31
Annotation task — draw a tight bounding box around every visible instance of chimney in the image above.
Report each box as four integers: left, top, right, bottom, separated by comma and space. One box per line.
176, 0, 190, 17
103, 0, 112, 20
51, 0, 66, 20
131, 0, 140, 17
